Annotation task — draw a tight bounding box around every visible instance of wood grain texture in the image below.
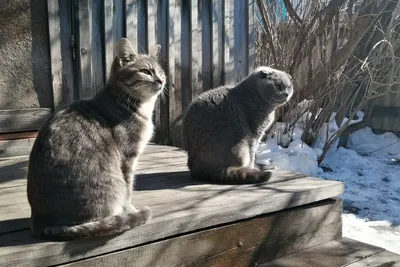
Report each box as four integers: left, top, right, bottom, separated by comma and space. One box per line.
0, 109, 51, 134
58, 0, 76, 105
212, 0, 224, 88
168, 0, 183, 148
77, 0, 104, 99
0, 132, 37, 141
77, 0, 93, 100
224, 0, 234, 85
59, 199, 342, 267
199, 0, 209, 92
47, 0, 63, 111
248, 0, 255, 73
125, 0, 138, 51
192, 0, 203, 97
103, 0, 124, 80
234, 0, 248, 83
153, 0, 170, 145
0, 138, 35, 159
0, 144, 344, 267
137, 0, 148, 53
262, 237, 400, 267
181, 0, 191, 110
346, 249, 400, 267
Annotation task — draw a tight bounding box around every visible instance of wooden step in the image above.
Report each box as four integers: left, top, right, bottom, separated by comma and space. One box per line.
261, 237, 400, 267
0, 144, 345, 267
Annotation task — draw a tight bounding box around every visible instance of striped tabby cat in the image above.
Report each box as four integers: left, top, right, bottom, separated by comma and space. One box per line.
27, 38, 165, 240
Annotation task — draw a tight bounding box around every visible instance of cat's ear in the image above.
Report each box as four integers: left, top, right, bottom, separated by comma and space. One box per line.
116, 38, 137, 66
148, 44, 161, 60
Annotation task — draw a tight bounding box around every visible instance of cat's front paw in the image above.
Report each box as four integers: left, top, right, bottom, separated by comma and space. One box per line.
138, 206, 152, 224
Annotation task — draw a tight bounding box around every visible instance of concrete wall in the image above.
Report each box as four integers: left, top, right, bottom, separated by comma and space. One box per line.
0, 0, 53, 110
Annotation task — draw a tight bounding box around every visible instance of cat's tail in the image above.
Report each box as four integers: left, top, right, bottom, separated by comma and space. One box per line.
189, 159, 271, 184
37, 207, 151, 241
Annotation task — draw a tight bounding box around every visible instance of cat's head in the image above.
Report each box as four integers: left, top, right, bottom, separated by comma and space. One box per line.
251, 66, 293, 106
109, 38, 166, 101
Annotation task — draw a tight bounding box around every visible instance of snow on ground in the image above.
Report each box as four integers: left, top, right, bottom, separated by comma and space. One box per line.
256, 114, 400, 254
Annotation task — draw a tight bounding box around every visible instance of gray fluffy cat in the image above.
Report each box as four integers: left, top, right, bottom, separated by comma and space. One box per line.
183, 66, 293, 184
27, 38, 166, 240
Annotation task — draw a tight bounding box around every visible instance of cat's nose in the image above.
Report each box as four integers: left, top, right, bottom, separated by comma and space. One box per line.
282, 92, 289, 98
155, 78, 162, 85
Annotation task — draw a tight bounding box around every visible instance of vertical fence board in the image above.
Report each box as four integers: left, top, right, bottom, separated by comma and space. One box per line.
148, 0, 162, 144
201, 0, 211, 92
58, 0, 76, 105
248, 0, 255, 73
147, 0, 158, 49
126, 0, 138, 51
91, 1, 105, 92
47, 0, 63, 110
77, 0, 93, 99
156, 0, 170, 144
104, 0, 125, 81
181, 0, 191, 111
113, 0, 125, 43
234, 0, 248, 83
191, 0, 202, 98
168, 0, 183, 147
77, 0, 104, 100
104, 0, 114, 80
138, 0, 148, 53
224, 0, 234, 85
212, 0, 224, 88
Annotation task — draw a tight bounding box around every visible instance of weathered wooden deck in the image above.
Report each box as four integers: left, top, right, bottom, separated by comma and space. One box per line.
0, 144, 398, 267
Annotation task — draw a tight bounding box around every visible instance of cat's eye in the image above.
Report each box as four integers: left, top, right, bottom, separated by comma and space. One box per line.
260, 71, 268, 79
140, 69, 152, 76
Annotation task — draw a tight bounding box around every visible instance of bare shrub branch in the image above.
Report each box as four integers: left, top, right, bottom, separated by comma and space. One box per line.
256, 0, 400, 164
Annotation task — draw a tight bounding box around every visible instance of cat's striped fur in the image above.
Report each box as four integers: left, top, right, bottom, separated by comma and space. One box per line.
27, 38, 166, 240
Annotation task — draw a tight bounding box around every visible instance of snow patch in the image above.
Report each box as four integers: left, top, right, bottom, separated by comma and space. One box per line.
255, 111, 400, 254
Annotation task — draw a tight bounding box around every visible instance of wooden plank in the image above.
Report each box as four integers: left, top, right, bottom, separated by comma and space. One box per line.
59, 0, 76, 105
234, 0, 248, 83
200, 0, 211, 92
147, 0, 157, 50
346, 249, 400, 267
212, 0, 224, 88
153, 0, 170, 145
77, 0, 93, 100
261, 238, 396, 267
191, 0, 202, 98
91, 1, 105, 89
169, 0, 183, 148
0, 109, 51, 134
0, 156, 29, 190
180, 0, 191, 110
103, 0, 115, 80
0, 184, 343, 263
47, 0, 64, 111
224, 0, 234, 85
137, 0, 148, 53
125, 0, 138, 51
59, 199, 342, 267
0, 132, 37, 141
0, 138, 35, 158
248, 0, 255, 73
104, 0, 125, 80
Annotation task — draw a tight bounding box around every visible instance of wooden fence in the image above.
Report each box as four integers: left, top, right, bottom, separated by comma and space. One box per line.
48, 0, 255, 147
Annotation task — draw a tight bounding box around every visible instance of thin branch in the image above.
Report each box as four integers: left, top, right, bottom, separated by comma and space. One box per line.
282, 0, 303, 26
